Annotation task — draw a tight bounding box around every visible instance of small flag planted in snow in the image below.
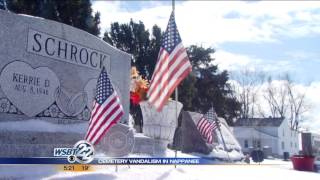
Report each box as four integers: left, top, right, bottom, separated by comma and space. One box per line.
85, 67, 124, 145
196, 107, 220, 144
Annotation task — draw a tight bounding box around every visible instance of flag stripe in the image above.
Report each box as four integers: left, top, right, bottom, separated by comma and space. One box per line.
150, 48, 166, 83
87, 96, 117, 134
148, 47, 188, 101
92, 121, 117, 145
148, 44, 184, 93
85, 96, 117, 140
87, 103, 121, 142
197, 118, 206, 128
200, 119, 211, 133
204, 126, 213, 138
149, 49, 169, 85
149, 44, 184, 86
201, 121, 212, 135
89, 106, 123, 144
89, 102, 100, 126
198, 117, 208, 130
149, 60, 188, 105
90, 110, 124, 145
148, 46, 187, 99
208, 135, 213, 144
204, 124, 214, 137
151, 61, 191, 110
85, 95, 118, 140
206, 127, 214, 139
88, 104, 123, 144
90, 102, 97, 117
156, 66, 192, 111
196, 107, 220, 144
90, 95, 116, 124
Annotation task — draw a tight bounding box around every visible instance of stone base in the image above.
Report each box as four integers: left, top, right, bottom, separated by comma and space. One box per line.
0, 130, 83, 157
153, 139, 170, 157
0, 128, 175, 157
131, 134, 171, 157
131, 134, 154, 155
0, 131, 159, 157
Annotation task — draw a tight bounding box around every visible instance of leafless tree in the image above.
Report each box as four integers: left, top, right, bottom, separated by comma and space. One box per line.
285, 75, 309, 130
230, 69, 265, 118
263, 75, 289, 118
263, 74, 310, 130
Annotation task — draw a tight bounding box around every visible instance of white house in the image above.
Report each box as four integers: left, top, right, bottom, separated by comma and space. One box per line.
232, 117, 300, 157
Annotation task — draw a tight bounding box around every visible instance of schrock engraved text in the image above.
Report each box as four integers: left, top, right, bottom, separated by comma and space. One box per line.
27, 29, 110, 70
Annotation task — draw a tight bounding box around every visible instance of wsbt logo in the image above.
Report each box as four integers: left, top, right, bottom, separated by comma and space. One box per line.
54, 140, 94, 164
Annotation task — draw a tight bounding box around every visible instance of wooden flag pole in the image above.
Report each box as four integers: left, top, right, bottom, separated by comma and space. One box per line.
210, 103, 231, 162
172, 0, 175, 11
174, 88, 178, 168
172, 0, 178, 169
216, 119, 231, 162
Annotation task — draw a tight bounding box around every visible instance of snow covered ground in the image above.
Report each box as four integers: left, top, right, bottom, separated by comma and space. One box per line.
0, 119, 318, 179
0, 158, 319, 180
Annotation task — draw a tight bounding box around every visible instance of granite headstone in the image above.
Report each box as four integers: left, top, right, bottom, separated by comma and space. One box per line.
0, 10, 131, 157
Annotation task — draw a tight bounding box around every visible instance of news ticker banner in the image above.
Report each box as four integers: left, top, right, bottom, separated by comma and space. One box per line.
0, 141, 217, 166
0, 157, 214, 165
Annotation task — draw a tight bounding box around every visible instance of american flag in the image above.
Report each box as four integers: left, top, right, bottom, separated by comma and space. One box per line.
85, 67, 124, 145
147, 11, 192, 111
196, 107, 220, 144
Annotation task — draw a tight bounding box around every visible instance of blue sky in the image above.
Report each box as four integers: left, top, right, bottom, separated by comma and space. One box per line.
92, 1, 320, 82
92, 0, 320, 132
221, 36, 320, 83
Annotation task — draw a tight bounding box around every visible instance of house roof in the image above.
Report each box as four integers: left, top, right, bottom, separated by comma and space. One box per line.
234, 117, 284, 127
233, 128, 279, 139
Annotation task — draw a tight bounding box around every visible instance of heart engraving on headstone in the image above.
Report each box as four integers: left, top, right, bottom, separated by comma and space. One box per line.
55, 87, 87, 117
0, 61, 60, 117
84, 78, 97, 111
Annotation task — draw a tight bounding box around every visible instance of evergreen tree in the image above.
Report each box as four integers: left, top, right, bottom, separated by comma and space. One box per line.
103, 20, 162, 78
0, 0, 7, 10
182, 46, 240, 125
104, 20, 240, 125
103, 21, 162, 131
6, 0, 100, 36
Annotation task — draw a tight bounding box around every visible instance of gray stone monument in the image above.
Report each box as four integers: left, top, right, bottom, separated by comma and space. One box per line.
0, 10, 131, 157
171, 111, 243, 159
171, 111, 212, 154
